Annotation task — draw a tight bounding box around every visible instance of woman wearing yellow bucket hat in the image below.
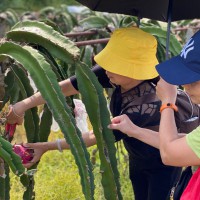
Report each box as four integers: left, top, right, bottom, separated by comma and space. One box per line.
6, 27, 181, 199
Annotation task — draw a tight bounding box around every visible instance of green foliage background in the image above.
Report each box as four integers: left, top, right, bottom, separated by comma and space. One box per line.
0, 0, 79, 12
10, 128, 133, 200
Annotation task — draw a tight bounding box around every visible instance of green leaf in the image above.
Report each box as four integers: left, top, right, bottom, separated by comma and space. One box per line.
7, 20, 80, 64
0, 41, 94, 199
142, 26, 182, 56
10, 65, 39, 143
76, 62, 122, 200
79, 16, 109, 30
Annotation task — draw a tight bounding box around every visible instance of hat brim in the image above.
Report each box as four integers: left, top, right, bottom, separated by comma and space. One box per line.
94, 27, 159, 80
94, 47, 159, 80
156, 56, 200, 85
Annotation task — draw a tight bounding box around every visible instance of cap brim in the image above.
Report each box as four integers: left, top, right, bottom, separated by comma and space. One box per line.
156, 56, 200, 85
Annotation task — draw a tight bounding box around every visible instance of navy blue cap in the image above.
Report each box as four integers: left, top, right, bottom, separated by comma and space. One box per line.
156, 30, 200, 85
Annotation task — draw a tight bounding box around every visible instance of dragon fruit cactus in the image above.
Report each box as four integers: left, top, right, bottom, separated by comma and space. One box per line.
13, 144, 34, 164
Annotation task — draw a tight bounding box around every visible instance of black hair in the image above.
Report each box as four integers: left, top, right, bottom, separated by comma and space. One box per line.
147, 76, 160, 85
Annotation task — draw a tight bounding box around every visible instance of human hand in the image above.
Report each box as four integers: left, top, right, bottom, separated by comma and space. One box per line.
156, 78, 177, 104
108, 114, 140, 137
13, 144, 34, 164
6, 104, 25, 125
22, 142, 47, 168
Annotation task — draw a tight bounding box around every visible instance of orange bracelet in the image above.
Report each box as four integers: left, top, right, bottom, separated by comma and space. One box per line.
160, 103, 178, 112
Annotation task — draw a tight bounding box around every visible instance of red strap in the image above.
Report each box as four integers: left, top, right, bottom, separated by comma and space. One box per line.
181, 167, 200, 200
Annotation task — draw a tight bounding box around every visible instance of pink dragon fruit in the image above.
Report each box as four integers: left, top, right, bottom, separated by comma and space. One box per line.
5, 123, 17, 139
13, 144, 34, 164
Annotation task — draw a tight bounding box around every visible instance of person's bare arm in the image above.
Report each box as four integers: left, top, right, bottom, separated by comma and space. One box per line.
7, 79, 79, 124
23, 130, 96, 168
108, 114, 186, 149
159, 108, 200, 166
157, 79, 200, 166
109, 79, 200, 167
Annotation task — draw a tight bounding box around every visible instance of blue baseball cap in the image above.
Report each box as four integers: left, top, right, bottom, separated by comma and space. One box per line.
156, 30, 200, 85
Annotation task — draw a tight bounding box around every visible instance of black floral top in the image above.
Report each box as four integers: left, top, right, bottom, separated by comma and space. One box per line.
71, 65, 163, 161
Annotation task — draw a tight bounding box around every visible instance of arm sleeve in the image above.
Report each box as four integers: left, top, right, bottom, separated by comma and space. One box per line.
186, 127, 200, 159
70, 64, 112, 90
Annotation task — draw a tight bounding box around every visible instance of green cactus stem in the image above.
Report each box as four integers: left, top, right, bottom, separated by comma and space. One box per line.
0, 42, 94, 199
6, 20, 80, 64
76, 62, 122, 200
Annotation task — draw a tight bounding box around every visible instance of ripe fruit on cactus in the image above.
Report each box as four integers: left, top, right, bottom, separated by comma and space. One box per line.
5, 123, 17, 139
13, 144, 34, 164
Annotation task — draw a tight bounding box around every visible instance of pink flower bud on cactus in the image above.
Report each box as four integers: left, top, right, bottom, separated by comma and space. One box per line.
13, 144, 34, 164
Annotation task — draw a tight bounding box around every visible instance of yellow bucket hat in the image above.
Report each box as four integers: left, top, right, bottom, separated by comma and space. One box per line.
94, 27, 159, 80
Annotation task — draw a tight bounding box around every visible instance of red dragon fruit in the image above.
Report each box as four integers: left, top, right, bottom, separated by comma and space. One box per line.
13, 144, 34, 164
5, 123, 17, 139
